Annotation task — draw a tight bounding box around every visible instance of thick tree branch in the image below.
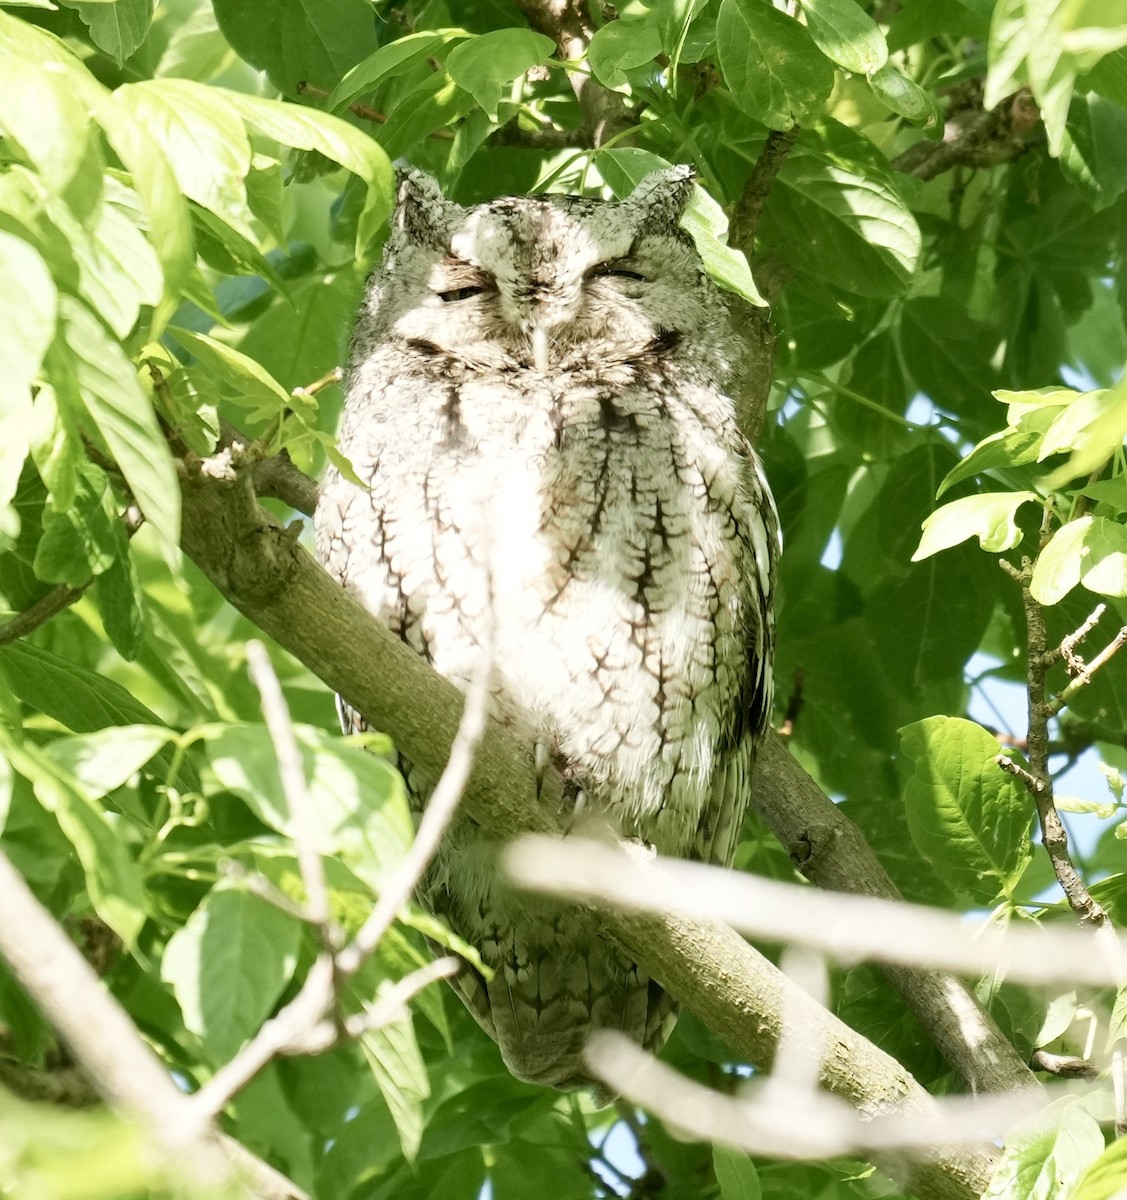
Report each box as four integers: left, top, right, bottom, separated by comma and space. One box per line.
206, 431, 1037, 1100
514, 0, 633, 145
174, 455, 1004, 1198
892, 85, 1040, 182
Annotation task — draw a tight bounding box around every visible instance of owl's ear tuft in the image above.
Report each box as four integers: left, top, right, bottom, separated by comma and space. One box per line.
626, 165, 695, 228
392, 168, 462, 248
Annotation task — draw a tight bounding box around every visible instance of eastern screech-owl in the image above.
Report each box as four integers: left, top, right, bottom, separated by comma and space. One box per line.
315, 166, 779, 1089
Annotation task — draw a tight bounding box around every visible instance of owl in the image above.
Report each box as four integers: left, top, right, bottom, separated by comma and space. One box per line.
315, 166, 779, 1089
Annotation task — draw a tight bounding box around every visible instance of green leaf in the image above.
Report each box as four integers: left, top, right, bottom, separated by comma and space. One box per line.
359, 1001, 429, 1160
0, 232, 56, 512
868, 63, 940, 124
1073, 1132, 1127, 1200
205, 724, 413, 893
117, 79, 254, 235
717, 0, 834, 129
33, 463, 119, 586
329, 31, 466, 111
597, 149, 766, 305
0, 728, 146, 945
170, 327, 290, 415
220, 89, 394, 251
163, 882, 302, 1062
1042, 379, 1127, 486
52, 297, 180, 553
62, 0, 154, 64
211, 0, 379, 95
588, 18, 663, 90
1030, 514, 1093, 604
797, 0, 887, 75
900, 716, 1033, 904
985, 1101, 1105, 1199
42, 726, 172, 799
0, 57, 94, 192
714, 1146, 762, 1200
1078, 515, 1127, 599
913, 492, 1040, 560
764, 127, 921, 297
446, 29, 555, 118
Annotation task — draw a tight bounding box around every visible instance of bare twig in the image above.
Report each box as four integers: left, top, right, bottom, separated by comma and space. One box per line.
1049, 602, 1106, 670
892, 86, 1040, 182
0, 848, 305, 1199
341, 957, 460, 1037
1029, 1050, 1098, 1079
0, 581, 89, 646
296, 81, 455, 141
583, 1031, 1037, 1162
1049, 625, 1127, 716
246, 640, 332, 933
337, 609, 494, 976
1000, 554, 1111, 929
505, 835, 1127, 989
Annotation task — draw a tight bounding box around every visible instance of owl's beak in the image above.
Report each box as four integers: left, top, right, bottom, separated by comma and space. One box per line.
531, 323, 549, 372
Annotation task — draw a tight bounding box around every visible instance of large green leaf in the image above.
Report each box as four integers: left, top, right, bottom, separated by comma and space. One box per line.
913, 492, 1040, 560
0, 728, 146, 945
763, 129, 920, 297
984, 1101, 1105, 1199
212, 0, 378, 94
163, 882, 302, 1062
717, 0, 834, 129
446, 29, 555, 118
900, 717, 1033, 904
62, 0, 154, 64
205, 724, 413, 893
52, 296, 180, 553
0, 232, 56, 513
720, 0, 830, 129
118, 80, 254, 235
221, 89, 394, 250
797, 0, 887, 75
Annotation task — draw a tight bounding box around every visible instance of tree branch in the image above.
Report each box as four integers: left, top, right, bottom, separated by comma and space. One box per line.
999, 556, 1110, 929
892, 85, 1041, 182
173, 452, 1006, 1198
0, 847, 306, 1200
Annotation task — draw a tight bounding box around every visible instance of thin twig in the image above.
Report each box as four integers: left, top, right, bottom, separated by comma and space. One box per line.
246, 640, 332, 934
1048, 602, 1105, 670
1028, 1050, 1098, 1079
297, 80, 455, 140
337, 617, 494, 976
1049, 626, 1127, 716
728, 125, 800, 255
340, 957, 461, 1037
999, 553, 1111, 929
584, 1031, 1036, 1161
0, 582, 89, 646
0, 848, 305, 1198
506, 835, 1127, 988
188, 956, 338, 1122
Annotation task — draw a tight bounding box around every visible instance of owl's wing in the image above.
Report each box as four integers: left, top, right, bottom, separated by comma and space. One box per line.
697, 731, 755, 867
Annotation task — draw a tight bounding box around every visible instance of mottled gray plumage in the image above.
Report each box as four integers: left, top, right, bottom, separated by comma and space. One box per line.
315, 167, 779, 1089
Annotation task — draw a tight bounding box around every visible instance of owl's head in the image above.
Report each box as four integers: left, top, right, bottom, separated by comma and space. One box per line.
356, 166, 730, 377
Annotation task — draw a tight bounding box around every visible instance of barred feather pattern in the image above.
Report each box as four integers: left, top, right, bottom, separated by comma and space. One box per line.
315, 168, 779, 1090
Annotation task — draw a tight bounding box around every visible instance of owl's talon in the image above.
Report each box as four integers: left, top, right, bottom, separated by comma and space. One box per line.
533, 739, 551, 799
